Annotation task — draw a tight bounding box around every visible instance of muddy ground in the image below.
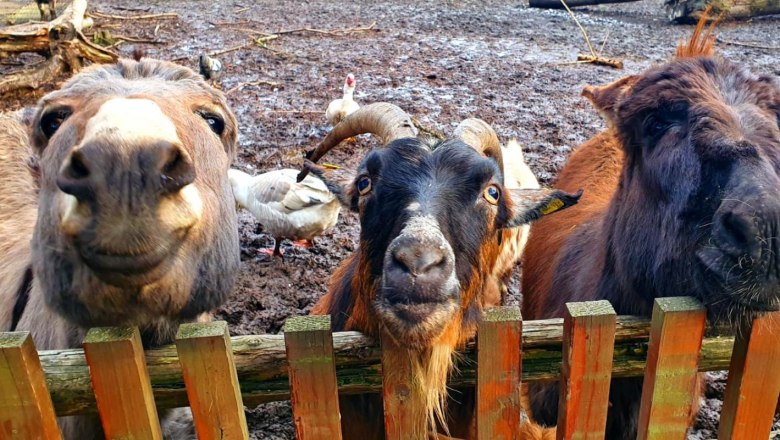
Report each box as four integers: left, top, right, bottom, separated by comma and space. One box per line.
2, 0, 780, 438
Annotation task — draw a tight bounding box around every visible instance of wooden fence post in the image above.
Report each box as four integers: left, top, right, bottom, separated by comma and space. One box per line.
83, 327, 162, 440
176, 321, 249, 440
719, 310, 780, 440
556, 300, 616, 440
636, 297, 706, 440
381, 330, 427, 440
477, 307, 522, 440
0, 332, 62, 439
284, 315, 342, 440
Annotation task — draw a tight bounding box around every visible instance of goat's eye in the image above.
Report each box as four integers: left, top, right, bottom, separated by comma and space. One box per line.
39, 108, 72, 139
357, 176, 372, 195
483, 184, 500, 205
198, 111, 225, 136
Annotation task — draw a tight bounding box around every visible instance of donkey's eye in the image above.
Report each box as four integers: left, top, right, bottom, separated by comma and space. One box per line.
357, 176, 372, 195
39, 108, 72, 139
197, 111, 225, 136
483, 184, 500, 205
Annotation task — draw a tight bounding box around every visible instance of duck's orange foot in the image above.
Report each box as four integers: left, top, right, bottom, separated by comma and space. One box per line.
292, 239, 314, 248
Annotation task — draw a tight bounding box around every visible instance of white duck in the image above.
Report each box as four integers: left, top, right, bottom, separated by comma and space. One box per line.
325, 73, 360, 126
493, 139, 541, 300
229, 168, 341, 257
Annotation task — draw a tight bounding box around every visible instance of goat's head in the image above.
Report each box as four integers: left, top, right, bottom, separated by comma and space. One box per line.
304, 103, 581, 348
30, 58, 240, 330
583, 31, 780, 324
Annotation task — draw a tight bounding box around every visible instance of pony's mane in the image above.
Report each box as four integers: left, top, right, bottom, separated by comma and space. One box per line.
675, 6, 719, 58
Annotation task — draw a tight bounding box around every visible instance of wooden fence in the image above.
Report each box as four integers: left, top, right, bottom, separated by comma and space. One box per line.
1, 296, 779, 439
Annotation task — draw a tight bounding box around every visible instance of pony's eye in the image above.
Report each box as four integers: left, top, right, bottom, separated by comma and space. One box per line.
357, 176, 372, 195
483, 184, 500, 205
197, 111, 225, 136
39, 108, 72, 139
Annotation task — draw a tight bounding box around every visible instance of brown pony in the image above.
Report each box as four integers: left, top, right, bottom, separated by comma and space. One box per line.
0, 58, 240, 438
522, 16, 780, 439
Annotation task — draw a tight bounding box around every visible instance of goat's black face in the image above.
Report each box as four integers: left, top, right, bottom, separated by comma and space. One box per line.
314, 138, 580, 348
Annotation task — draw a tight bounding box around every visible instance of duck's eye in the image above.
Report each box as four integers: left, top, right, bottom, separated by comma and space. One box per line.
484, 184, 500, 205
357, 176, 372, 195
39, 108, 72, 139
197, 111, 225, 136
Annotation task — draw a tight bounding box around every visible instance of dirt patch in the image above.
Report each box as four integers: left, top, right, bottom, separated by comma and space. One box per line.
2, 0, 779, 438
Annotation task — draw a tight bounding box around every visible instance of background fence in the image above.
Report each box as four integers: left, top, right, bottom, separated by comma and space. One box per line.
1, 296, 779, 439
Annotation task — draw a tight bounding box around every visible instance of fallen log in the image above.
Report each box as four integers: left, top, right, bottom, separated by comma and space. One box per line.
35, 316, 737, 416
529, 0, 641, 9
0, 0, 117, 95
665, 0, 780, 22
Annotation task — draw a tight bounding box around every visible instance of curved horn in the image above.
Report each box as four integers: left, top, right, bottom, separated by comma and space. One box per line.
297, 103, 417, 182
453, 118, 504, 178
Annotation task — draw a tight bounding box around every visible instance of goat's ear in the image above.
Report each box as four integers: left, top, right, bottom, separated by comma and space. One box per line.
303, 160, 358, 212
504, 188, 583, 228
581, 76, 638, 125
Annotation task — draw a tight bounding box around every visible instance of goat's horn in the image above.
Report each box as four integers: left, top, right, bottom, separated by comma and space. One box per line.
297, 103, 417, 182
454, 118, 504, 177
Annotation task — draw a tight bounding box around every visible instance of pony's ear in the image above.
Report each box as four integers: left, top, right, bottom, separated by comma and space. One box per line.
581, 75, 639, 125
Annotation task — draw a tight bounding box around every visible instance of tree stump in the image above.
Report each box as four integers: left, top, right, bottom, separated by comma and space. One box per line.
0, 0, 116, 95
665, 0, 780, 22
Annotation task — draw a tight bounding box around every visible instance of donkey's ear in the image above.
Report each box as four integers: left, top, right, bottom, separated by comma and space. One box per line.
303, 160, 358, 212
581, 76, 638, 125
504, 188, 583, 228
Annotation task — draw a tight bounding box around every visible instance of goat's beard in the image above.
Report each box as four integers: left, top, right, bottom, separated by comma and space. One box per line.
381, 335, 458, 437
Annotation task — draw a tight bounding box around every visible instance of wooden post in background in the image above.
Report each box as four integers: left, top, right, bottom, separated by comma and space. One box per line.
83, 327, 163, 440
284, 315, 342, 440
557, 300, 616, 440
0, 332, 62, 439
636, 297, 706, 440
477, 307, 522, 440
719, 310, 780, 440
176, 321, 249, 440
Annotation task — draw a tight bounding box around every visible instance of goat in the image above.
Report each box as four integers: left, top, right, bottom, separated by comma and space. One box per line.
0, 58, 240, 438
521, 15, 780, 439
301, 102, 581, 439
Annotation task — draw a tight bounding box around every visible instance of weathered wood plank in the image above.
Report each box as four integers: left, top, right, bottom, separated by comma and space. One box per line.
283, 316, 342, 440
83, 327, 163, 440
719, 311, 780, 440
477, 307, 522, 440
0, 332, 62, 439
176, 321, 249, 440
557, 300, 616, 440
637, 297, 706, 440
36, 318, 737, 416
381, 331, 425, 440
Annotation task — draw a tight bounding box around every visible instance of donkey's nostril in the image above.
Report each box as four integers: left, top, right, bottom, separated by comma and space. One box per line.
66, 151, 90, 180
158, 144, 195, 193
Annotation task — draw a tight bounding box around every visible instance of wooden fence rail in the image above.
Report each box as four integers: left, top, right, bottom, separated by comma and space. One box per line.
0, 297, 778, 439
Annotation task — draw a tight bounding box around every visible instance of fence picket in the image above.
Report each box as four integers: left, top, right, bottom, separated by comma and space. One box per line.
176, 321, 249, 440
637, 297, 706, 440
718, 310, 780, 440
83, 326, 163, 440
284, 315, 342, 440
556, 300, 616, 440
476, 306, 522, 440
0, 332, 62, 439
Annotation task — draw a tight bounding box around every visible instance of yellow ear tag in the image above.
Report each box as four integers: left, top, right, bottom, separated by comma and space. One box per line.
540, 198, 565, 215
